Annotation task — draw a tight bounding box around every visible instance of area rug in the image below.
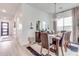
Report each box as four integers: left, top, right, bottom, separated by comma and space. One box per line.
26, 44, 55, 56
68, 45, 78, 52
26, 43, 78, 56
27, 46, 41, 56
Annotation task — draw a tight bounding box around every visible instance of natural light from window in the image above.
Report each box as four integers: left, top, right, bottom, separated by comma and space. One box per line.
57, 17, 72, 31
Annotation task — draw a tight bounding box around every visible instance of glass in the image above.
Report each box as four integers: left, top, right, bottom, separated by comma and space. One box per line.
57, 17, 72, 31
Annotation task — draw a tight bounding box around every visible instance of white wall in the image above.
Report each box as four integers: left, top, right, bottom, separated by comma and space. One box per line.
15, 4, 53, 46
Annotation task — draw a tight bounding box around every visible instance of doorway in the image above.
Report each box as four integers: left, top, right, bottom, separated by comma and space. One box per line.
1, 22, 9, 36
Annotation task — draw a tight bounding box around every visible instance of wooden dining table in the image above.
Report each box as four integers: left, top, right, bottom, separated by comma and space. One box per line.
48, 34, 61, 56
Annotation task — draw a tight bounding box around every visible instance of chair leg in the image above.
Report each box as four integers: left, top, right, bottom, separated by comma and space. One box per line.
40, 45, 42, 55
61, 46, 64, 56
64, 42, 67, 52
47, 48, 50, 55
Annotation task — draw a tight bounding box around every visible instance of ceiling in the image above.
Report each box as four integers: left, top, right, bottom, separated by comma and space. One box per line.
28, 3, 79, 14
0, 3, 79, 20
0, 3, 20, 20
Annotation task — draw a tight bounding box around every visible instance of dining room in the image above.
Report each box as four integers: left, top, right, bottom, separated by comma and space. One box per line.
14, 3, 79, 56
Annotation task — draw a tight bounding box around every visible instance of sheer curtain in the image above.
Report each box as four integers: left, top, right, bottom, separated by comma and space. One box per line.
72, 7, 79, 43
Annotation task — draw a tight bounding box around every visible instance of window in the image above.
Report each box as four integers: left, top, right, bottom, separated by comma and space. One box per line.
57, 18, 63, 31
57, 17, 72, 31
56, 10, 72, 32
64, 17, 72, 31
1, 22, 9, 36
57, 17, 72, 32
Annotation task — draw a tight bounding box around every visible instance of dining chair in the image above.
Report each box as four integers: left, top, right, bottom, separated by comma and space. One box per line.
40, 32, 53, 55
56, 32, 71, 55
59, 31, 71, 55
52, 32, 65, 56
64, 32, 71, 52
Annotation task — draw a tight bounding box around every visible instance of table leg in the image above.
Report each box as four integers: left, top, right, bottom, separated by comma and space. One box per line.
56, 40, 59, 56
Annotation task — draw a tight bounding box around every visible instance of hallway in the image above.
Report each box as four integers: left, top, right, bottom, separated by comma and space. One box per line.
0, 36, 18, 55
0, 36, 25, 56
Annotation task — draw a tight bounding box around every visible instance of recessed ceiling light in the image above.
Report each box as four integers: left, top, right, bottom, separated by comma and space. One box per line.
2, 9, 7, 13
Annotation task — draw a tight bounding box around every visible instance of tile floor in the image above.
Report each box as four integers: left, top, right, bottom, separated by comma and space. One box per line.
0, 36, 79, 56
25, 43, 79, 56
